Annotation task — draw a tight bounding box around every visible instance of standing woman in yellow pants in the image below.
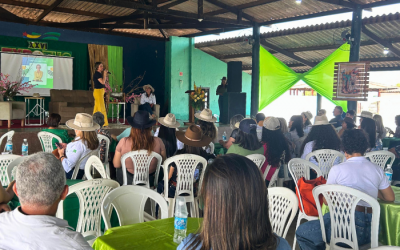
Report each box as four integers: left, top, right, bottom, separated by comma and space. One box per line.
93, 62, 109, 127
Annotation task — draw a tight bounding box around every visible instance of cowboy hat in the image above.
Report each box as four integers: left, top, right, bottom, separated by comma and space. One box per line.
359, 111, 373, 119
313, 115, 330, 126
176, 125, 212, 147
66, 113, 100, 131
263, 117, 280, 131
302, 111, 313, 120
127, 110, 156, 129
195, 109, 217, 123
143, 84, 155, 92
158, 113, 180, 128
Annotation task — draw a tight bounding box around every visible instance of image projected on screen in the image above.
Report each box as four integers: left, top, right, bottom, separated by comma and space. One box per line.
22, 57, 53, 89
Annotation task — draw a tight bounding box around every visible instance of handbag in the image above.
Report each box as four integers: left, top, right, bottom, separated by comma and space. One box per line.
296, 176, 327, 216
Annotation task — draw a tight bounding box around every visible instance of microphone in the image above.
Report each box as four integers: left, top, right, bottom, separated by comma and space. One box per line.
107, 71, 112, 75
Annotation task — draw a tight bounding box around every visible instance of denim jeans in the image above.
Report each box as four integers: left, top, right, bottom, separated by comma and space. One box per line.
139, 103, 153, 115
66, 169, 84, 179
296, 211, 372, 250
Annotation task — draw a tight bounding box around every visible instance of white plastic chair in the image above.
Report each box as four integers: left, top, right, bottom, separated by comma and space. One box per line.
97, 134, 111, 176
262, 164, 280, 188
84, 155, 109, 180
305, 149, 345, 179
313, 184, 380, 250
101, 185, 169, 230
71, 150, 100, 180
0, 154, 20, 186
162, 154, 207, 218
0, 131, 15, 152
6, 156, 27, 183
56, 179, 119, 245
278, 163, 292, 187
37, 131, 63, 153
120, 150, 162, 187
202, 142, 215, 154
246, 154, 266, 169
288, 158, 323, 250
268, 187, 299, 238
335, 126, 343, 133
365, 151, 395, 170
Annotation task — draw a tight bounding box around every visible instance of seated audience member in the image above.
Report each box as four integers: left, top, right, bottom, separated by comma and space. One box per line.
226, 118, 264, 156
157, 125, 213, 198
261, 117, 291, 187
41, 113, 72, 150
389, 145, 400, 182
93, 112, 112, 163
0, 152, 92, 250
374, 114, 386, 143
389, 115, 400, 138
177, 154, 291, 250
296, 129, 395, 250
288, 115, 305, 157
196, 109, 217, 153
58, 113, 100, 179
0, 180, 15, 212
278, 117, 291, 140
219, 114, 244, 149
338, 117, 356, 137
360, 116, 380, 151
318, 109, 326, 116
256, 113, 266, 141
329, 106, 344, 128
140, 84, 157, 118
155, 113, 182, 156
358, 110, 373, 128
301, 111, 313, 134
113, 110, 166, 186
346, 109, 356, 120
301, 115, 341, 165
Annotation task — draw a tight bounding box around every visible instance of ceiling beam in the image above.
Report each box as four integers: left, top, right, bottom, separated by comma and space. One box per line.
81, 22, 245, 29
159, 0, 188, 9
34, 0, 63, 23
205, 0, 279, 16
361, 24, 400, 57
316, 0, 356, 9
76, 0, 251, 26
204, 0, 258, 22
53, 14, 145, 28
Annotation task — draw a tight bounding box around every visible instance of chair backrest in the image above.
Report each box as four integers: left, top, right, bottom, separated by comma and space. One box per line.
56, 179, 119, 240
101, 185, 169, 230
6, 156, 27, 183
246, 154, 266, 169
0, 131, 15, 152
305, 149, 345, 179
365, 151, 395, 170
121, 150, 162, 187
288, 158, 323, 213
84, 155, 109, 180
0, 154, 21, 185
384, 127, 393, 138
313, 184, 380, 249
37, 131, 63, 153
268, 187, 299, 238
97, 134, 110, 163
163, 154, 207, 200
71, 150, 100, 180
335, 126, 342, 133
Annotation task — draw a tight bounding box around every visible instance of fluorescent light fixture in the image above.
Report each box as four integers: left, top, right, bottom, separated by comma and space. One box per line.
383, 47, 389, 55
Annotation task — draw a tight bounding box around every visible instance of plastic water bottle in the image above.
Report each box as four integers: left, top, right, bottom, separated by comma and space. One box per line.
222, 131, 227, 142
22, 139, 28, 156
385, 164, 393, 183
173, 196, 188, 244
5, 139, 13, 154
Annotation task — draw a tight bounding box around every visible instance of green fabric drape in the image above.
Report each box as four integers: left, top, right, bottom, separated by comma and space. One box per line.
107, 45, 123, 117
259, 43, 351, 112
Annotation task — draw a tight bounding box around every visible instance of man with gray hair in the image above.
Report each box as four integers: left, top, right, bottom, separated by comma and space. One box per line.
0, 152, 92, 250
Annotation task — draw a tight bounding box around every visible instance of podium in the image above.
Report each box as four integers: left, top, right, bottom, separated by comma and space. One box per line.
184, 90, 195, 125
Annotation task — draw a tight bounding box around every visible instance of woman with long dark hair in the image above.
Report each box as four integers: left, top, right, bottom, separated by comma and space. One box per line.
195, 109, 217, 141
177, 154, 291, 250
300, 116, 341, 165
227, 119, 263, 156
338, 117, 355, 137
373, 114, 386, 141
154, 113, 182, 157
261, 117, 291, 186
361, 117, 380, 151
288, 115, 305, 157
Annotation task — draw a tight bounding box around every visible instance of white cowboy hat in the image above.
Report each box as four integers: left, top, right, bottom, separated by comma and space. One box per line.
359, 111, 373, 119
143, 84, 155, 92
66, 113, 100, 131
313, 115, 330, 126
302, 111, 313, 120
158, 113, 181, 128
263, 117, 281, 131
32, 93, 41, 98
195, 109, 217, 123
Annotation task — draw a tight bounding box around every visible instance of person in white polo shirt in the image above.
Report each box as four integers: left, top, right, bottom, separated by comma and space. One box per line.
0, 152, 92, 250
296, 129, 395, 250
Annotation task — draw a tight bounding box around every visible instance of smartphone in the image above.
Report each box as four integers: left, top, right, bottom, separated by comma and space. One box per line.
55, 142, 62, 149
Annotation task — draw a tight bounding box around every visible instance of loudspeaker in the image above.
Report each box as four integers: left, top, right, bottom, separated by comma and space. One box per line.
227, 61, 242, 93
220, 92, 246, 124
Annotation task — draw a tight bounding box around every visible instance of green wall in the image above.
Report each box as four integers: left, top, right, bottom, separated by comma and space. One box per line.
165, 36, 252, 120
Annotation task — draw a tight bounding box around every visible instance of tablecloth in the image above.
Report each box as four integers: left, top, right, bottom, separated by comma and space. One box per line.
92, 217, 203, 250
382, 137, 400, 149
214, 142, 227, 155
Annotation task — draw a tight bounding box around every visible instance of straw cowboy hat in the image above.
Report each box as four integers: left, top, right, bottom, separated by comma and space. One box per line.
143, 84, 155, 92
158, 113, 180, 128
127, 110, 156, 129
176, 125, 212, 147
359, 111, 373, 119
66, 113, 100, 131
313, 115, 330, 126
195, 109, 217, 123
302, 111, 313, 120
263, 117, 281, 131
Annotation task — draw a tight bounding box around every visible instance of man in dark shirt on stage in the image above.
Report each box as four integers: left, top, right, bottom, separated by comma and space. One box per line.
216, 76, 227, 120
329, 106, 344, 128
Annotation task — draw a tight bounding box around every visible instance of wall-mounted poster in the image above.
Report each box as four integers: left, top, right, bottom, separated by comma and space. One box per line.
333, 62, 370, 101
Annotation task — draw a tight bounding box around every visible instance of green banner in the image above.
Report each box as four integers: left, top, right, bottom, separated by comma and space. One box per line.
259, 43, 350, 112
107, 45, 123, 117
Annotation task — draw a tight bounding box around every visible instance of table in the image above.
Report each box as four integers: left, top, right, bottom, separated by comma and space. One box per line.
25, 97, 46, 126
109, 101, 126, 125
382, 137, 400, 149
92, 217, 202, 250
379, 186, 400, 246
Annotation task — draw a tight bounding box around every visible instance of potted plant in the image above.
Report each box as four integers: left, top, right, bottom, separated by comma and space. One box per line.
0, 73, 36, 101
189, 83, 205, 112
